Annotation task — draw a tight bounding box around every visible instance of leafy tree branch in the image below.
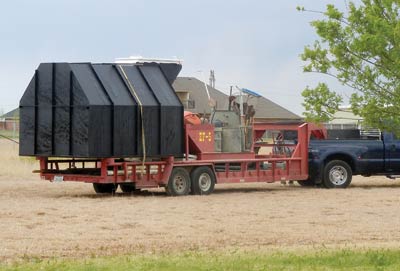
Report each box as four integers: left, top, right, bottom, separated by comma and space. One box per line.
299, 0, 400, 133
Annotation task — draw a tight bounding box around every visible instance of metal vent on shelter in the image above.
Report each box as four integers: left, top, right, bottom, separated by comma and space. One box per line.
19, 62, 184, 158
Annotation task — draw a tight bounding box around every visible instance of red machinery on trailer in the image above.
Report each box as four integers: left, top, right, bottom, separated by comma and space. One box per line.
37, 111, 326, 196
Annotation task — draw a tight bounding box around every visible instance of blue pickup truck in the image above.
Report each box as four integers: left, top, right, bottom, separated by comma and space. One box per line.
303, 132, 400, 188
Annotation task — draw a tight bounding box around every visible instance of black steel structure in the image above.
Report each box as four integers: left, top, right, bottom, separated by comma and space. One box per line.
19, 62, 184, 158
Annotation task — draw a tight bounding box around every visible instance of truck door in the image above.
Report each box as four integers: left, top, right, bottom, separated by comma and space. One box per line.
384, 133, 400, 172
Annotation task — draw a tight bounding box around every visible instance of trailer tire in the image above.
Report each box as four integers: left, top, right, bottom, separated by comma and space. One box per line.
166, 167, 191, 196
120, 183, 137, 193
93, 183, 118, 194
322, 160, 352, 188
191, 166, 215, 195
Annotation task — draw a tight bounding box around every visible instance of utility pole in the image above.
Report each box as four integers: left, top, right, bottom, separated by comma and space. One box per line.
209, 70, 215, 88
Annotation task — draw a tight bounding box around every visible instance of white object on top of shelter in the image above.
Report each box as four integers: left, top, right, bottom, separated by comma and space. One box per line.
115, 56, 183, 65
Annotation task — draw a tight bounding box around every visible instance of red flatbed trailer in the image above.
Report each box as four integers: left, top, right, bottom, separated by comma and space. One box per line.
37, 122, 325, 195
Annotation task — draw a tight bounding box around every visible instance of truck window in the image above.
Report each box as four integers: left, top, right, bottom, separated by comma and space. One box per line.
382, 132, 400, 142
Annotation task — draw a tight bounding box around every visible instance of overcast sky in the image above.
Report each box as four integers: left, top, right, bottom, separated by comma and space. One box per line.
0, 0, 349, 115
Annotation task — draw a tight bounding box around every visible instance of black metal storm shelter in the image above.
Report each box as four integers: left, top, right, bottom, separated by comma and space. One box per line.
19, 62, 184, 158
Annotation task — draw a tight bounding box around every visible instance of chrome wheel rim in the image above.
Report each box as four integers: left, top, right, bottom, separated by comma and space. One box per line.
172, 174, 187, 193
198, 173, 211, 191
329, 166, 347, 185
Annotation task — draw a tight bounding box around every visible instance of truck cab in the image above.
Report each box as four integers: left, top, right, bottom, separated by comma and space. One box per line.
382, 132, 400, 172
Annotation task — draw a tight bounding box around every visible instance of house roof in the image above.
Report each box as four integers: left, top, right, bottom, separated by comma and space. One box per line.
173, 77, 301, 120
173, 77, 229, 114
1, 108, 19, 119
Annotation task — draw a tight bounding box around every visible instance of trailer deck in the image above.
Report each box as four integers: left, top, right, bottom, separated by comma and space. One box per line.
37, 122, 320, 195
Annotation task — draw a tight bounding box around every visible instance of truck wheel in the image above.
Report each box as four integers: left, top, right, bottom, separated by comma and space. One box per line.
323, 160, 352, 188
191, 166, 215, 195
297, 178, 315, 187
93, 183, 118, 194
166, 167, 191, 196
120, 183, 137, 193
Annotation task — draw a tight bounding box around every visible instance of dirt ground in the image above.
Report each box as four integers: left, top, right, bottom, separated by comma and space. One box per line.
0, 139, 400, 260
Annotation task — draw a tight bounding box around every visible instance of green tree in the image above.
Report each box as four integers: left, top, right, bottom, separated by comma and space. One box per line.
299, 1, 400, 133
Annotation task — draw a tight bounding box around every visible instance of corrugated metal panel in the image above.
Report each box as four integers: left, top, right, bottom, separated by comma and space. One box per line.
19, 62, 183, 158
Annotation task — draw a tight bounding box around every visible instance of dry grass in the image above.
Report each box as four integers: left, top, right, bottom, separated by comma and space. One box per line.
0, 139, 400, 261
0, 140, 36, 180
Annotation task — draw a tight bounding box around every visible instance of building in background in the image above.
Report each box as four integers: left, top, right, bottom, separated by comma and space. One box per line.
0, 108, 19, 133
173, 77, 302, 122
324, 106, 382, 139
325, 106, 363, 130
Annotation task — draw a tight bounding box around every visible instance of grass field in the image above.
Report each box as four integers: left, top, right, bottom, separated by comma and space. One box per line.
0, 139, 34, 180
2, 249, 400, 271
1, 139, 400, 269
